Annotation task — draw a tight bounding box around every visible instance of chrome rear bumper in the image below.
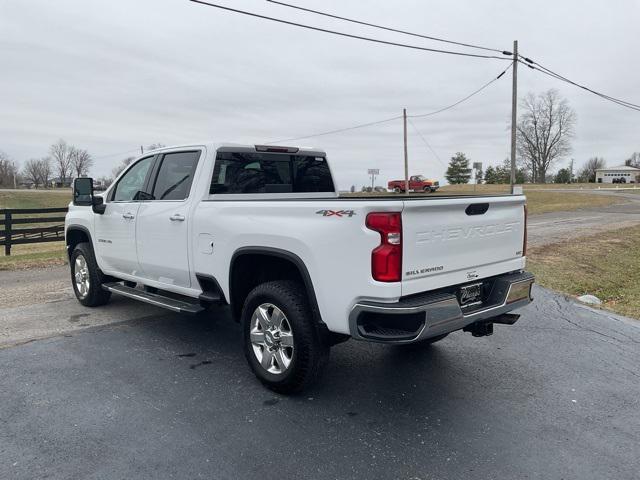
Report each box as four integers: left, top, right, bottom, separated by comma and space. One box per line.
349, 271, 534, 343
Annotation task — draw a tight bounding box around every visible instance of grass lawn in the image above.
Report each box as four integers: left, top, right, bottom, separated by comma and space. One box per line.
0, 242, 67, 271
1, 189, 71, 270
0, 189, 72, 209
527, 225, 640, 319
523, 191, 622, 215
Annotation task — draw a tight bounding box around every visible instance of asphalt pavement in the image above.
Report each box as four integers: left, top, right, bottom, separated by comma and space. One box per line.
2, 194, 640, 479
1, 286, 639, 479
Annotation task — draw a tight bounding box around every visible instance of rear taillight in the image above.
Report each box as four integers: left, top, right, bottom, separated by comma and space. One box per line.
366, 212, 402, 282
523, 204, 528, 257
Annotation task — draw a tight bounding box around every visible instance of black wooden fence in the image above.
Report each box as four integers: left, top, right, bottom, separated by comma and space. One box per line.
1, 208, 68, 256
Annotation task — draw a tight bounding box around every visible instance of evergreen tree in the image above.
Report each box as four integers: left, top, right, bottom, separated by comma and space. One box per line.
484, 160, 526, 184
484, 166, 498, 184
445, 152, 472, 184
554, 168, 571, 183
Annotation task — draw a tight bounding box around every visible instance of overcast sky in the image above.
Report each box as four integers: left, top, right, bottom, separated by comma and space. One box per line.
1, 0, 639, 188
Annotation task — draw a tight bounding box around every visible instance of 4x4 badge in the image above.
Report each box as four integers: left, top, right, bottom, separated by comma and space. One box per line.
316, 209, 356, 217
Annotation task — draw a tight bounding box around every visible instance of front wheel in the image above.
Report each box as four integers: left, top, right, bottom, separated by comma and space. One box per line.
70, 242, 111, 307
242, 280, 329, 394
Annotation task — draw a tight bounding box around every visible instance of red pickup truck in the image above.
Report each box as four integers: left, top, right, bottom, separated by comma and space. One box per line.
388, 175, 440, 193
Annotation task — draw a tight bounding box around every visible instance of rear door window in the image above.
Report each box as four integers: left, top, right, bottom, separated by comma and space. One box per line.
210, 152, 334, 194
151, 151, 200, 200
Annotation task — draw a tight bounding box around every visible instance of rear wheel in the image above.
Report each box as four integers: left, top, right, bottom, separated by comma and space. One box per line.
393, 187, 401, 193
70, 242, 111, 307
242, 280, 329, 394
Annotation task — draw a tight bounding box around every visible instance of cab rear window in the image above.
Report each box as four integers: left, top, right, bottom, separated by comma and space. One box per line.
210, 152, 334, 194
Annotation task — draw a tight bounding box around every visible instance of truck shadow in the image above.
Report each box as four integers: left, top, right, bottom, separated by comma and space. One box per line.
126, 301, 537, 418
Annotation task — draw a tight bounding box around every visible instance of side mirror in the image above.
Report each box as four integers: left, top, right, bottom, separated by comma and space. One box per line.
92, 196, 106, 214
133, 190, 155, 201
73, 177, 106, 214
73, 177, 94, 206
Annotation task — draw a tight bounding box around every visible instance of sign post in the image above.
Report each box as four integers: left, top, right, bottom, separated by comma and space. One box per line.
367, 169, 380, 190
472, 162, 483, 192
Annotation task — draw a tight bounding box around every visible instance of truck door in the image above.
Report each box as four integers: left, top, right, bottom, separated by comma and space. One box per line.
136, 150, 201, 288
94, 156, 156, 276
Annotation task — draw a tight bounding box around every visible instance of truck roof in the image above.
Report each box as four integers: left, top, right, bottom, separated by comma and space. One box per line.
146, 142, 327, 157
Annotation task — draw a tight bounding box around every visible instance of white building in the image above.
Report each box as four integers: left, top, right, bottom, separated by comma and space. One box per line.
595, 165, 640, 184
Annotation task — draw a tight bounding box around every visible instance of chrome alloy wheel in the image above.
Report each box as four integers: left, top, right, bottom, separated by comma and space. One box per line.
74, 254, 90, 299
250, 303, 294, 375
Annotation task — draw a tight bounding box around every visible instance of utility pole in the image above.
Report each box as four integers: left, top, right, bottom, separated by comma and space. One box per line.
510, 40, 518, 193
403, 108, 409, 195
140, 145, 144, 155
570, 158, 574, 183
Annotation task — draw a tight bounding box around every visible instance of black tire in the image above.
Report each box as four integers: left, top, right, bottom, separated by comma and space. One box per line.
241, 280, 329, 394
70, 242, 111, 307
423, 186, 430, 193
393, 187, 401, 193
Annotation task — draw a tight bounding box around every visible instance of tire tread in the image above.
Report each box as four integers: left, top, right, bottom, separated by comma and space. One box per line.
71, 242, 111, 307
242, 280, 329, 394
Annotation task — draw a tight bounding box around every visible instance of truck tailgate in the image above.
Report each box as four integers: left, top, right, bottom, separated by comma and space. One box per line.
401, 195, 526, 296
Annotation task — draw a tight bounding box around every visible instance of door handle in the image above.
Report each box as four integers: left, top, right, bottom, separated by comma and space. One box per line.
122, 212, 135, 220
169, 214, 185, 222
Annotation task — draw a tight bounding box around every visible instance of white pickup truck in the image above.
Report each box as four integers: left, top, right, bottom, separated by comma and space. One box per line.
66, 142, 534, 393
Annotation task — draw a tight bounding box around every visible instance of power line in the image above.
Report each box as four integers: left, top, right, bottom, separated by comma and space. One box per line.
266, 65, 511, 144
407, 118, 447, 169
266, 0, 510, 55
519, 57, 640, 112
526, 63, 640, 112
520, 55, 640, 109
267, 115, 402, 144
267, 0, 512, 55
189, 0, 511, 60
524, 60, 640, 110
409, 62, 512, 118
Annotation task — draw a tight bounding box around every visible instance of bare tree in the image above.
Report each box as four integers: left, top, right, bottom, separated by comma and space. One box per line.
23, 159, 42, 188
516, 89, 576, 183
40, 157, 52, 187
0, 150, 19, 188
577, 157, 606, 183
50, 139, 72, 186
146, 143, 165, 151
112, 156, 135, 178
70, 147, 93, 177
625, 152, 640, 168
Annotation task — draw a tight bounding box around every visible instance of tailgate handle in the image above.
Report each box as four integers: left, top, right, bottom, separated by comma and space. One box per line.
465, 203, 489, 215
